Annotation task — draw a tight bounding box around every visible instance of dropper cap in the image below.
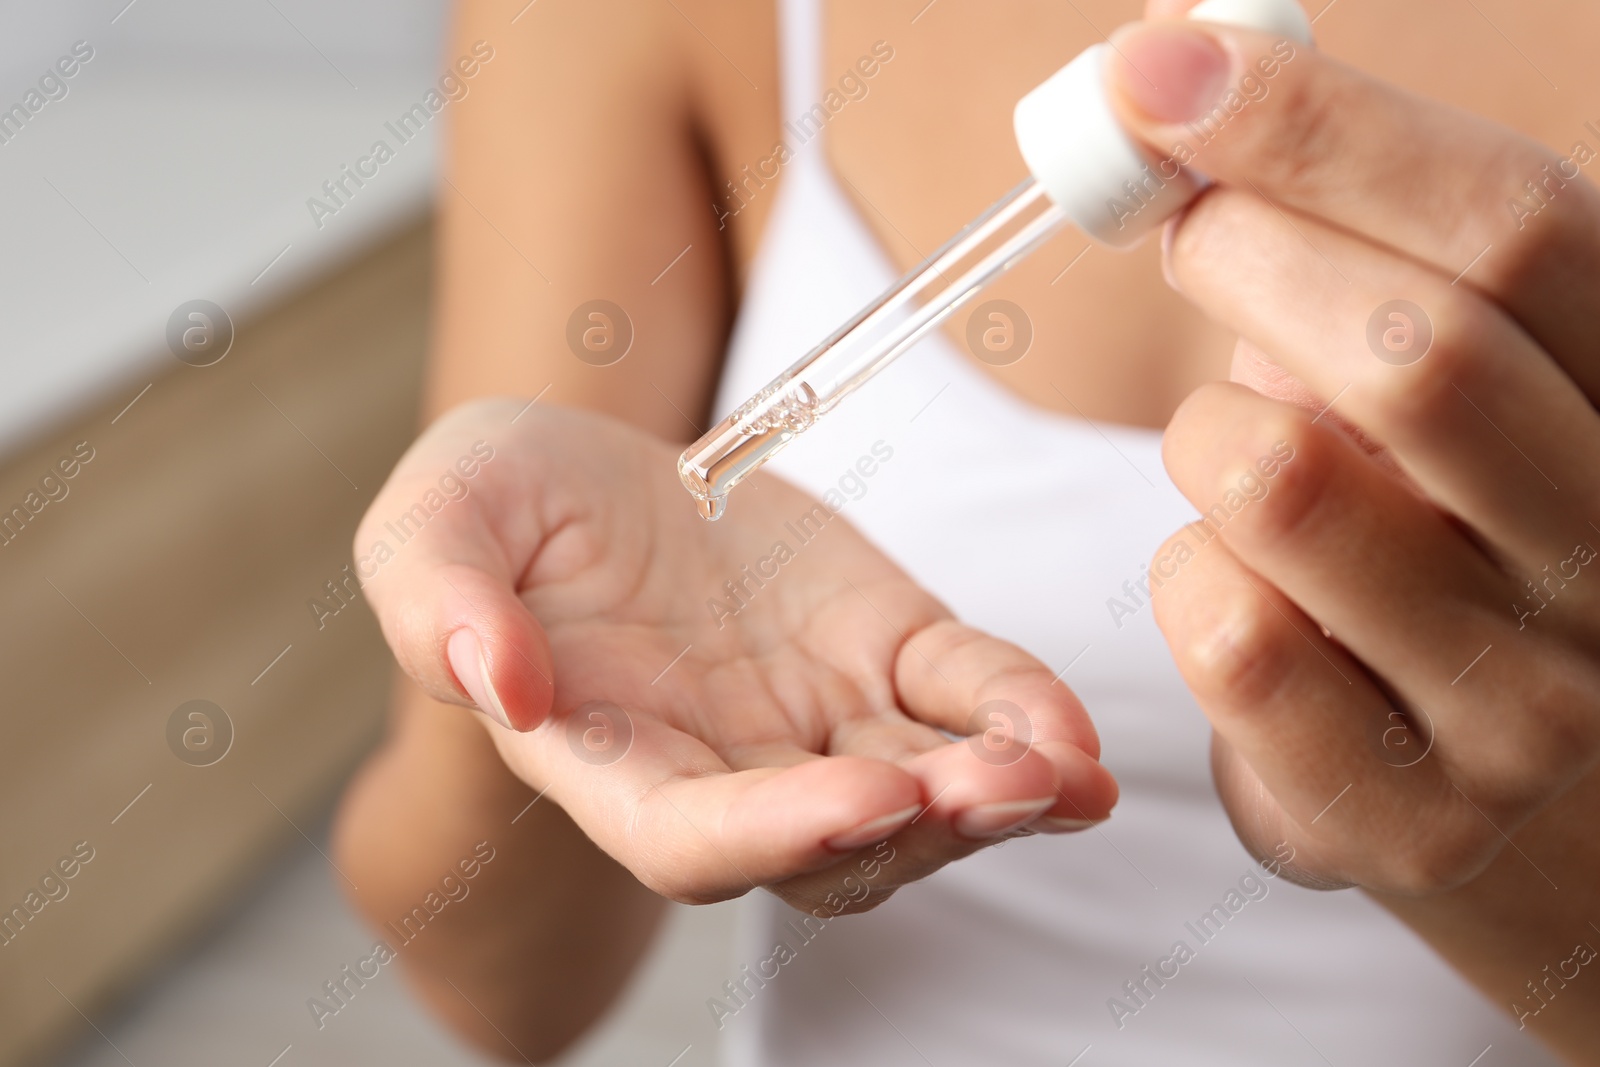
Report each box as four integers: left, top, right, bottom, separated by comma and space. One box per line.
1012, 0, 1314, 247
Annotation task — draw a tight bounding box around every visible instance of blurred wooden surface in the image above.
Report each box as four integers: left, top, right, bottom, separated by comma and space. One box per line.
0, 219, 431, 1067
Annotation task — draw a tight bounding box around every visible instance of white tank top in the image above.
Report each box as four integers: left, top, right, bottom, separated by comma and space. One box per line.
712, 2, 1553, 1063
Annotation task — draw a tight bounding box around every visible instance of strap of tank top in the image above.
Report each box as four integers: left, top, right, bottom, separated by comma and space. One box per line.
777, 0, 823, 140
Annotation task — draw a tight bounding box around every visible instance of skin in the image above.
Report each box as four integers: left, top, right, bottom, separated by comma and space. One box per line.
332, 0, 1600, 1061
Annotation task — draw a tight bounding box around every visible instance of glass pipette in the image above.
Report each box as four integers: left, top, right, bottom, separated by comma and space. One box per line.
679, 176, 1066, 520
678, 0, 1313, 520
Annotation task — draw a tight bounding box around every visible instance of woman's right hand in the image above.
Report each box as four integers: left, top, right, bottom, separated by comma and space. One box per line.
354, 398, 1117, 912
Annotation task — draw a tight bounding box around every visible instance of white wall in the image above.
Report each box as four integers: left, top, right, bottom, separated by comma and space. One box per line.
0, 0, 448, 76
0, 0, 451, 458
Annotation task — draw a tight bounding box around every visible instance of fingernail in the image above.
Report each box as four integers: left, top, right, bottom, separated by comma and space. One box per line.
1111, 22, 1230, 123
824, 804, 921, 852
447, 628, 513, 730
954, 798, 1055, 841
1032, 816, 1104, 834
1160, 211, 1187, 292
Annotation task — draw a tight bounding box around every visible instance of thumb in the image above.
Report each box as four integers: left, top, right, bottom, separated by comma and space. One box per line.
431, 563, 556, 732
371, 556, 555, 732
355, 430, 556, 731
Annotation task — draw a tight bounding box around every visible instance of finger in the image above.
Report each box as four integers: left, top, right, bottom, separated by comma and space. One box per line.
896, 618, 1102, 759
764, 707, 1120, 915
1206, 733, 1353, 891
826, 715, 951, 763
1229, 336, 1403, 462
1148, 526, 1504, 892
723, 720, 947, 770
768, 740, 1079, 914
1161, 184, 1600, 569
904, 737, 1107, 834
1105, 14, 1600, 386
1229, 337, 1409, 484
491, 703, 927, 904
357, 407, 556, 729
440, 565, 556, 732
1162, 383, 1581, 764
894, 617, 1119, 822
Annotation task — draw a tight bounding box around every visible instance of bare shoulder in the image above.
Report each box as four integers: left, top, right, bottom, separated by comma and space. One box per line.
450, 0, 780, 202
428, 1, 784, 429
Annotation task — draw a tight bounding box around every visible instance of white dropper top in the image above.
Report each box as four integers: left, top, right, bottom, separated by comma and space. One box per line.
1013, 0, 1312, 246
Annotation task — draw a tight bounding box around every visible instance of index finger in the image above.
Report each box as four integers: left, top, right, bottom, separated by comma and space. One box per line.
1105, 9, 1600, 387
485, 703, 927, 903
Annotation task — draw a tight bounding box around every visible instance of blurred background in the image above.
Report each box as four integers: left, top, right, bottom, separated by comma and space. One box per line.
0, 2, 735, 1064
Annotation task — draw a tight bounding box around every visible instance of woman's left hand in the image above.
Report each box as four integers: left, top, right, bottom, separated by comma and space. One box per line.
1107, 2, 1600, 949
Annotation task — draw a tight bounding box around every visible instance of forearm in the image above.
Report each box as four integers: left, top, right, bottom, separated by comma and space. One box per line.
331, 678, 667, 1061
1373, 768, 1600, 1064
340, 2, 755, 1055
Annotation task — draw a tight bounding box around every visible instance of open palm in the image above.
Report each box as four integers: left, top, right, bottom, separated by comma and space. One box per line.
358, 398, 1117, 911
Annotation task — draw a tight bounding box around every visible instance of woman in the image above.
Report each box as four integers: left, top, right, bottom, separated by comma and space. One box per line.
332, 0, 1600, 1062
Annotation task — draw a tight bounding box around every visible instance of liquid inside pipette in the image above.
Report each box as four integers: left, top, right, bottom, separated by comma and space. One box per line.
680, 381, 822, 521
